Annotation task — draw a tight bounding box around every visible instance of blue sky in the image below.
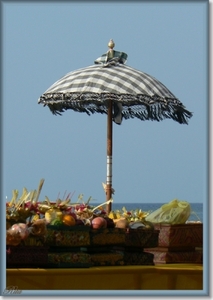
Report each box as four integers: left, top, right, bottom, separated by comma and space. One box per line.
2, 1, 208, 207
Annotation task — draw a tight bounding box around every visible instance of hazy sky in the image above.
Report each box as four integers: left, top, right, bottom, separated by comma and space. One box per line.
2, 1, 208, 208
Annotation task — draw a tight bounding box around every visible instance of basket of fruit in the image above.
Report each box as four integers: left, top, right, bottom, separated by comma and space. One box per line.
6, 179, 159, 267
108, 206, 159, 249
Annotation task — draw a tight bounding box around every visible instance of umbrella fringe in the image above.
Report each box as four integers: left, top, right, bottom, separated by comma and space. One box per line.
122, 104, 192, 124
39, 93, 192, 125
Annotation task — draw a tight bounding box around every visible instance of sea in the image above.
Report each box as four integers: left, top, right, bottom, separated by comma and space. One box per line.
109, 202, 203, 222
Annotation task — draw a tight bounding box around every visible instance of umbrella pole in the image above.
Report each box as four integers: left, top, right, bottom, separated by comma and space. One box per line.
106, 99, 113, 214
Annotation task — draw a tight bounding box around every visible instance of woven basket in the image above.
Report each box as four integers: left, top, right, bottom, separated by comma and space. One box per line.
6, 245, 48, 267
90, 252, 124, 266
90, 228, 126, 246
153, 223, 203, 248
48, 251, 92, 268
144, 247, 203, 264
45, 225, 91, 247
125, 228, 159, 248
124, 251, 154, 265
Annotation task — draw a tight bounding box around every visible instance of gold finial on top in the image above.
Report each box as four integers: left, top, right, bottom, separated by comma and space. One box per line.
108, 39, 115, 49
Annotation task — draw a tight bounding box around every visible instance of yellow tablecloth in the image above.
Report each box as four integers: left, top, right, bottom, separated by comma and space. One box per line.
6, 264, 203, 290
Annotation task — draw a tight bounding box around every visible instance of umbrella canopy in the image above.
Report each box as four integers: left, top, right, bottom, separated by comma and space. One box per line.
38, 39, 193, 213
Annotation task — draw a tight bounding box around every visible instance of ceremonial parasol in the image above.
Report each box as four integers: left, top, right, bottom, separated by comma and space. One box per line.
38, 40, 192, 213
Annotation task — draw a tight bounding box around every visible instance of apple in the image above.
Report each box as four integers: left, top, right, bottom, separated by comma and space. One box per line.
91, 217, 107, 229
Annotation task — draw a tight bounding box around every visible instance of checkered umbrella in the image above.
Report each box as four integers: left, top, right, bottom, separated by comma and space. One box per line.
38, 40, 193, 213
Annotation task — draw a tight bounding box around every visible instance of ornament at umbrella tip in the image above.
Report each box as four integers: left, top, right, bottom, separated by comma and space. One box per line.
107, 39, 115, 60
95, 39, 128, 65
108, 39, 115, 49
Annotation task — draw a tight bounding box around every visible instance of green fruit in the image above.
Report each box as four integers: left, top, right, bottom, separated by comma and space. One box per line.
50, 218, 63, 226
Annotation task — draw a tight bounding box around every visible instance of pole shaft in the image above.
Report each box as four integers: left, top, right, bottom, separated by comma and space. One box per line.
106, 99, 112, 214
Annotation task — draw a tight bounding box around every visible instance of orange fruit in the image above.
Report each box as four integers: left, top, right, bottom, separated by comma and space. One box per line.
62, 214, 76, 226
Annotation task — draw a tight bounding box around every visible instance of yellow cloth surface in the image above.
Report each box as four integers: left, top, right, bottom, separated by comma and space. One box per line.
6, 264, 203, 290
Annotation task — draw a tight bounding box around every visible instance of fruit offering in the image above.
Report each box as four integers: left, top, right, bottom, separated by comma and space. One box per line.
6, 179, 153, 251
108, 206, 151, 228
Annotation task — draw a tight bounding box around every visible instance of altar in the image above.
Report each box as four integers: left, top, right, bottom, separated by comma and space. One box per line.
6, 263, 203, 291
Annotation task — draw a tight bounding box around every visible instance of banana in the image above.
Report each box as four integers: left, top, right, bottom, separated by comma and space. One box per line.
108, 211, 116, 219
31, 214, 40, 223
115, 212, 121, 219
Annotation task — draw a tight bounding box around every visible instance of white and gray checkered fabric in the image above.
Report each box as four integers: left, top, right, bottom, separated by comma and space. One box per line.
38, 60, 192, 124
